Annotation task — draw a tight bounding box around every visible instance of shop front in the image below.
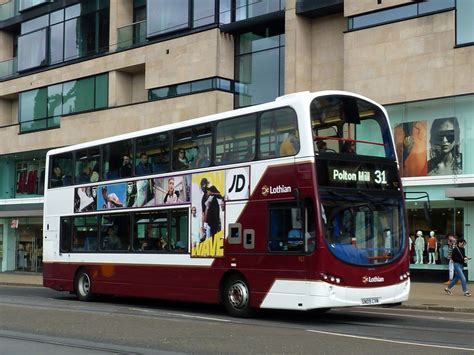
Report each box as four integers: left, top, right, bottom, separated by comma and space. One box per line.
0, 202, 43, 273
386, 95, 474, 281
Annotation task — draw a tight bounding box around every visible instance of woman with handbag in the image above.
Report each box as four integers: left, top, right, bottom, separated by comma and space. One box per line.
444, 239, 471, 297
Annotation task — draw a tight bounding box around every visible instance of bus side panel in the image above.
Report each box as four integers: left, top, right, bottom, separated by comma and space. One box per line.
43, 262, 225, 304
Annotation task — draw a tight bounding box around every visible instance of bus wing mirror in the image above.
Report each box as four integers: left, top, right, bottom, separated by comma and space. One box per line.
291, 208, 302, 229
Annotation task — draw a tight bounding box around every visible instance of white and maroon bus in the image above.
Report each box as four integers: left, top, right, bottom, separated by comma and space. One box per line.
43, 91, 410, 317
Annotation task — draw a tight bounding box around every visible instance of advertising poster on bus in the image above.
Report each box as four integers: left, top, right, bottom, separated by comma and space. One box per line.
125, 179, 155, 208
74, 186, 97, 212
97, 183, 127, 210
191, 171, 225, 257
152, 175, 191, 205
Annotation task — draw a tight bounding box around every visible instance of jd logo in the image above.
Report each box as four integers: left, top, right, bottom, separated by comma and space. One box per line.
228, 174, 245, 194
225, 167, 250, 200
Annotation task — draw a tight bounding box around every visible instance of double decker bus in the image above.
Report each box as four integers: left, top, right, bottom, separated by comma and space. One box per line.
43, 91, 409, 317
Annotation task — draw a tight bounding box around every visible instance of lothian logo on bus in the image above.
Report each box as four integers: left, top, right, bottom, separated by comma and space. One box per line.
261, 185, 292, 196
362, 275, 385, 284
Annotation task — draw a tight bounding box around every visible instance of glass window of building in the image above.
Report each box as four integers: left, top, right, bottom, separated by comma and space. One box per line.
235, 0, 285, 21
456, 0, 474, 45
386, 95, 474, 178
19, 74, 108, 133
147, 0, 189, 37
235, 28, 284, 108
193, 0, 216, 27
17, 28, 48, 72
19, 0, 51, 12
17, 0, 109, 71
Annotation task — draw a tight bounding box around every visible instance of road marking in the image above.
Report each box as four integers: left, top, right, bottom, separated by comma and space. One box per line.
128, 308, 233, 323
337, 309, 474, 323
164, 312, 233, 323
306, 329, 474, 351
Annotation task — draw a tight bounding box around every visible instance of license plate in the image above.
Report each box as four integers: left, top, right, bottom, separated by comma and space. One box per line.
361, 297, 380, 305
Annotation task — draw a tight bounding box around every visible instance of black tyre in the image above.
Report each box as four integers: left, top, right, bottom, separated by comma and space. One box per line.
223, 275, 253, 318
74, 269, 95, 302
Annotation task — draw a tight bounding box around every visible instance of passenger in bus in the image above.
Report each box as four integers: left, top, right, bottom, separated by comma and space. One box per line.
316, 140, 328, 152
174, 148, 190, 170
105, 227, 122, 250
135, 153, 153, 176
342, 141, 356, 154
279, 130, 299, 156
175, 240, 186, 252
51, 166, 65, 187
119, 155, 132, 178
193, 147, 210, 168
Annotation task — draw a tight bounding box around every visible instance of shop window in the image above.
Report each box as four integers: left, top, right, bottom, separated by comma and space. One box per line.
16, 159, 45, 196
407, 204, 464, 266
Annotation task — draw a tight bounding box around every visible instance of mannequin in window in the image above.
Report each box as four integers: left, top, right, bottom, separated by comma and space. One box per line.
414, 230, 425, 264
427, 230, 438, 264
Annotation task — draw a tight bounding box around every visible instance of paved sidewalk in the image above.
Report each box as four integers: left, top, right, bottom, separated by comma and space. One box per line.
0, 272, 472, 313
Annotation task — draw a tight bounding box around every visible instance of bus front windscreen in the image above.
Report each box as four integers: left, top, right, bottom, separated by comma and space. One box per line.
320, 191, 404, 266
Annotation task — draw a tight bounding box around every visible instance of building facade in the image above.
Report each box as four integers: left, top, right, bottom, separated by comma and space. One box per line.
0, 0, 472, 281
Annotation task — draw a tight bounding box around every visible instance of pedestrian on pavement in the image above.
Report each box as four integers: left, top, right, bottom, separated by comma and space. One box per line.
446, 234, 457, 282
444, 238, 471, 297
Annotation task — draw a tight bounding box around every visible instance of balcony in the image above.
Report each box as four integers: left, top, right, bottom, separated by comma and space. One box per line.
0, 57, 17, 79
0, 0, 18, 21
117, 20, 147, 50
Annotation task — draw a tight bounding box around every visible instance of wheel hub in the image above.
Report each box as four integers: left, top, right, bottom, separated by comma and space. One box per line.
228, 281, 249, 309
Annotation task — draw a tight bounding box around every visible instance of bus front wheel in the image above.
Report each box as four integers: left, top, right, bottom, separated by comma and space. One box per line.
75, 269, 95, 302
223, 276, 253, 318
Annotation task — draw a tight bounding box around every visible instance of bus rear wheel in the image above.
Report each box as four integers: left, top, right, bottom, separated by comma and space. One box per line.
75, 269, 95, 302
223, 276, 253, 318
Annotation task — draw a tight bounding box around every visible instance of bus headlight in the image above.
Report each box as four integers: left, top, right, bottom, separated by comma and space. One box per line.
320, 273, 343, 285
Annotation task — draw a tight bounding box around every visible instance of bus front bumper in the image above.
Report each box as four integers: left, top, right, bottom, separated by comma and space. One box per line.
259, 279, 410, 311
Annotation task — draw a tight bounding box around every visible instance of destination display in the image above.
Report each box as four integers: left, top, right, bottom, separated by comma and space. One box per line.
316, 159, 400, 190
